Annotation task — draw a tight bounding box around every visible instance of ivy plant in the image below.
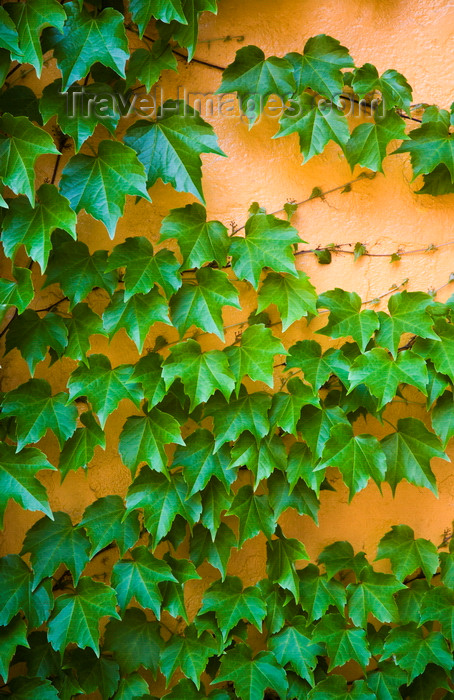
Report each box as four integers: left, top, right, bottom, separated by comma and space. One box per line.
0, 1, 453, 699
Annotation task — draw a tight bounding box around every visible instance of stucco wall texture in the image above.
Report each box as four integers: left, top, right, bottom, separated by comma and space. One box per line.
1, 0, 454, 688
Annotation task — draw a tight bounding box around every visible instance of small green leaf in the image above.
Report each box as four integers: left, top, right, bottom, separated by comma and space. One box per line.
189, 522, 236, 580
214, 644, 288, 700
312, 613, 371, 670
346, 110, 408, 172
119, 409, 184, 477
346, 568, 405, 628
229, 432, 286, 488
318, 540, 368, 580
225, 324, 286, 391
352, 63, 412, 111
0, 554, 52, 626
0, 266, 33, 315
0, 615, 29, 682
308, 676, 375, 699
172, 429, 234, 497
317, 288, 379, 351
59, 411, 105, 478
63, 304, 107, 364
375, 524, 439, 581
126, 42, 177, 92
376, 291, 438, 357
257, 271, 317, 331
266, 528, 309, 602
79, 495, 140, 557
286, 339, 351, 392
269, 616, 323, 686
102, 289, 170, 353
131, 353, 166, 408
5, 310, 68, 375
431, 390, 454, 447
414, 318, 454, 383
297, 564, 346, 622
269, 378, 320, 437
227, 485, 275, 546
161, 624, 218, 688
129, 0, 186, 36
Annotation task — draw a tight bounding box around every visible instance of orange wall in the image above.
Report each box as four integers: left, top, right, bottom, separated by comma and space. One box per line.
1, 0, 454, 681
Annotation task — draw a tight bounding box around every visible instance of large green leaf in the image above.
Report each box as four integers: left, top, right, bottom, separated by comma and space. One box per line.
217, 45, 295, 124
105, 237, 181, 301
160, 202, 230, 269
129, 0, 186, 36
103, 607, 163, 676
414, 318, 454, 383
0, 615, 29, 681
257, 271, 318, 331
375, 524, 439, 581
227, 485, 275, 546
380, 417, 448, 494
118, 409, 184, 477
275, 93, 349, 162
431, 390, 454, 447
2, 378, 77, 450
67, 354, 143, 428
286, 34, 353, 100
268, 378, 320, 437
317, 540, 369, 580
169, 267, 240, 339
102, 289, 171, 352
316, 423, 387, 498
286, 340, 351, 391
298, 405, 350, 461
268, 470, 320, 523
382, 623, 453, 682
163, 0, 218, 62
375, 291, 438, 357
2, 185, 76, 271
21, 511, 91, 588
124, 100, 225, 202
47, 577, 119, 655
352, 62, 412, 111
4, 0, 65, 75
308, 676, 375, 700
266, 528, 309, 602
229, 212, 301, 288
225, 324, 286, 391
420, 587, 454, 643
65, 648, 119, 699
366, 662, 407, 700
59, 140, 151, 237
214, 644, 288, 700
125, 467, 202, 547
111, 546, 176, 616
53, 2, 129, 89
63, 304, 107, 364
39, 80, 120, 153
6, 677, 60, 700
5, 310, 68, 374
163, 339, 235, 410
59, 411, 105, 478
131, 353, 166, 408
269, 616, 323, 686
297, 564, 346, 622
348, 348, 428, 409
394, 108, 454, 183
0, 554, 53, 627
229, 432, 286, 488
312, 613, 371, 670
0, 6, 22, 59
206, 390, 272, 450
161, 624, 218, 687
0, 114, 59, 205
189, 522, 236, 580
346, 568, 405, 628
112, 673, 148, 700
79, 495, 140, 557
0, 266, 33, 315
346, 110, 408, 172
126, 42, 178, 92
44, 231, 116, 308
172, 428, 234, 497
317, 288, 379, 352
199, 575, 266, 641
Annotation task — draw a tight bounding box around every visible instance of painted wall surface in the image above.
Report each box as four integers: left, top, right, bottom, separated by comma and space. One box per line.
1, 0, 454, 689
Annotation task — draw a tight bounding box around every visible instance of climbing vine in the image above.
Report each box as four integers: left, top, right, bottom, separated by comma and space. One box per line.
0, 1, 454, 699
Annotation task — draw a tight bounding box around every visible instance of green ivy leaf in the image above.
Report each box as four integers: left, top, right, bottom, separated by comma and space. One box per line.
172, 429, 234, 497
161, 624, 218, 688
229, 432, 286, 488
126, 42, 178, 92
0, 615, 29, 681
257, 271, 318, 331
58, 411, 105, 478
21, 511, 91, 588
200, 478, 234, 539
125, 467, 202, 547
431, 390, 454, 447
382, 623, 453, 682
102, 289, 170, 353
375, 290, 438, 357
0, 115, 59, 205
67, 354, 142, 428
169, 267, 240, 340
2, 378, 77, 450
163, 0, 218, 62
163, 339, 235, 410
297, 564, 346, 622
268, 471, 320, 523
352, 63, 412, 111
79, 495, 140, 557
298, 405, 350, 461
346, 568, 405, 628
48, 577, 119, 655
229, 213, 301, 289
65, 648, 119, 699
111, 673, 148, 700
124, 100, 225, 202
0, 6, 22, 59
317, 288, 379, 351
286, 442, 325, 494
414, 319, 454, 383
6, 677, 60, 700
318, 541, 368, 580
269, 616, 323, 686
312, 613, 371, 670
59, 140, 151, 237
130, 353, 166, 408
395, 579, 430, 624
189, 522, 236, 580
420, 587, 454, 644
286, 34, 353, 100
53, 2, 129, 90
404, 663, 451, 700
44, 232, 116, 308
111, 546, 176, 616
269, 378, 320, 437
394, 109, 454, 183
214, 644, 288, 700
159, 554, 201, 622
119, 408, 184, 477
0, 266, 33, 315
103, 607, 163, 677
106, 237, 181, 301
275, 93, 349, 162
266, 528, 309, 602
4, 0, 65, 75
308, 676, 375, 700
348, 348, 428, 410
160, 202, 230, 269
0, 554, 53, 626
286, 339, 351, 392
366, 661, 407, 700
316, 423, 387, 498
39, 80, 120, 153
227, 485, 275, 546
63, 304, 107, 364
129, 0, 186, 36
225, 324, 286, 391
217, 45, 295, 124
346, 110, 407, 172
5, 310, 68, 375
375, 524, 439, 581
381, 417, 448, 494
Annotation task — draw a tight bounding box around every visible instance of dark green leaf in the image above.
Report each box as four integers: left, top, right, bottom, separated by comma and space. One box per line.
161, 624, 217, 687
269, 616, 323, 686
227, 485, 275, 546
0, 615, 28, 681
172, 428, 234, 497
352, 63, 412, 111
189, 522, 236, 580
382, 623, 453, 682
346, 110, 408, 172
298, 564, 346, 622
286, 35, 353, 100
214, 644, 288, 700
257, 271, 318, 331
5, 310, 68, 374
126, 43, 178, 92
266, 528, 309, 602
375, 524, 439, 581
103, 289, 170, 352
346, 568, 405, 627
312, 613, 371, 670
375, 291, 438, 357
317, 288, 379, 351
205, 390, 272, 450
104, 607, 163, 676
119, 408, 184, 477
79, 495, 140, 557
